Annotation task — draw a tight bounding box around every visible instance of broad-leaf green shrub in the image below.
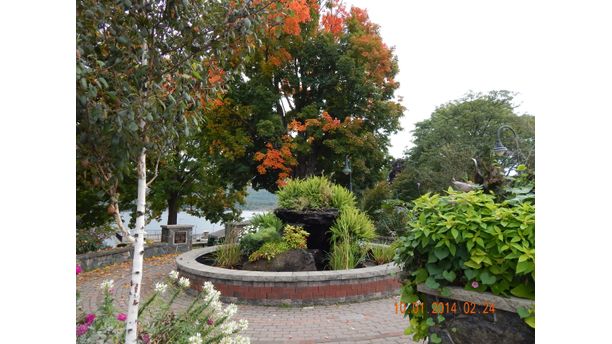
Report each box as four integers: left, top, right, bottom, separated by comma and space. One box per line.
248, 242, 290, 262
373, 199, 410, 237
277, 176, 355, 210
282, 224, 310, 249
238, 212, 283, 256
239, 226, 282, 257
248, 224, 310, 262
360, 181, 392, 218
396, 189, 535, 341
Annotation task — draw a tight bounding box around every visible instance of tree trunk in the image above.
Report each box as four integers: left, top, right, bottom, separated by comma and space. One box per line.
125, 148, 146, 343
167, 194, 179, 225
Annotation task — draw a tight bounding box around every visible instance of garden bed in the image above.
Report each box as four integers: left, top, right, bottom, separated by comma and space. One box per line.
176, 246, 401, 306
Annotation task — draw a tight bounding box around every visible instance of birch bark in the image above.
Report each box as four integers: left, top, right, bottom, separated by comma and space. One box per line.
125, 147, 147, 343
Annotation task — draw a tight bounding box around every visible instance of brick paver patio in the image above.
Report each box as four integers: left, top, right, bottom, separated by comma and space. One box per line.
77, 254, 421, 343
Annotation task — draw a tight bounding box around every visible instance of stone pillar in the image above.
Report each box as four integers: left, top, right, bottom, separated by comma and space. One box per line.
161, 224, 194, 250
224, 221, 251, 241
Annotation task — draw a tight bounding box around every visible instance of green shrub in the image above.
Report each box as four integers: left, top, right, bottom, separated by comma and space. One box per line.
282, 224, 309, 249
277, 176, 335, 210
396, 189, 535, 341
76, 225, 114, 254
360, 181, 391, 218
248, 241, 290, 262
239, 226, 282, 257
250, 212, 283, 232
374, 199, 410, 237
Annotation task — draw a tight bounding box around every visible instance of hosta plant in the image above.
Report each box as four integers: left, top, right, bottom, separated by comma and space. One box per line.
76, 272, 250, 343
395, 189, 535, 342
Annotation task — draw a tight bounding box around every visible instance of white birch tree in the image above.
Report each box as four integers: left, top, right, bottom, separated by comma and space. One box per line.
77, 1, 309, 342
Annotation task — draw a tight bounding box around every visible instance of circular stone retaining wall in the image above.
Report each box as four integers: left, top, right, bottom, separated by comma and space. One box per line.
176, 246, 401, 306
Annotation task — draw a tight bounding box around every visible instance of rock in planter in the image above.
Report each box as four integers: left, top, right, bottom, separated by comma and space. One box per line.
274, 208, 339, 253
243, 249, 318, 272
417, 284, 535, 344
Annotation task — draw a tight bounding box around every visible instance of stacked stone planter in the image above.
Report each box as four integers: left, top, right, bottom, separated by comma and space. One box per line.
274, 208, 339, 254
176, 246, 401, 306
417, 284, 535, 344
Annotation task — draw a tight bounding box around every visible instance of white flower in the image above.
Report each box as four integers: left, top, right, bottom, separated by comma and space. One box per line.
169, 270, 180, 280
99, 279, 114, 291
233, 335, 250, 344
187, 332, 203, 344
154, 282, 168, 294
202, 281, 216, 294
238, 319, 249, 331
209, 299, 223, 313
224, 304, 238, 318
221, 321, 238, 335
219, 338, 232, 344
178, 276, 191, 288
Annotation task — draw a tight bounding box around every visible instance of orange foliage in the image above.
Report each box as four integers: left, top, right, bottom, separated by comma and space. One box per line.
321, 1, 347, 38
208, 66, 225, 84
254, 141, 297, 186
282, 0, 311, 35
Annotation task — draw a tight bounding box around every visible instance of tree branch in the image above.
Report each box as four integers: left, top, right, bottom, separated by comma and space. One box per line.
111, 196, 135, 243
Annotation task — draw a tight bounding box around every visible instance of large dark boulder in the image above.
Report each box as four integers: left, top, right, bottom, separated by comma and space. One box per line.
242, 249, 318, 272
274, 208, 339, 253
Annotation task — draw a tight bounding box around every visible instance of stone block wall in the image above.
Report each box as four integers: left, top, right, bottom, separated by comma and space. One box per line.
77, 243, 189, 272
176, 246, 402, 306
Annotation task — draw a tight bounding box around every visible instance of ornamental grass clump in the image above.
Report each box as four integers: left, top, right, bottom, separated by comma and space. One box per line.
369, 241, 399, 265
395, 188, 535, 341
276, 176, 357, 211
76, 272, 250, 344
329, 207, 376, 269
215, 228, 241, 268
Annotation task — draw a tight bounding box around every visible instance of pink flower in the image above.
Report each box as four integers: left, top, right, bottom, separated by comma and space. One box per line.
207, 318, 214, 325
76, 324, 89, 337
140, 333, 150, 344
117, 313, 127, 321
85, 313, 96, 325
77, 265, 82, 275
471, 281, 479, 289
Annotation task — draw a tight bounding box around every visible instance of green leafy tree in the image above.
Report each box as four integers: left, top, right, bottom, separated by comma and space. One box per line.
392, 91, 535, 201
76, 0, 299, 341
226, 2, 404, 192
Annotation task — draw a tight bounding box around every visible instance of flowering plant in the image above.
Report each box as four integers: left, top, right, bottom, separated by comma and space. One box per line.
76, 272, 250, 343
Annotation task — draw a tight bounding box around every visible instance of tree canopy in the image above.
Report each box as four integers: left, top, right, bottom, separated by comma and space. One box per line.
222, 1, 404, 193
392, 90, 535, 201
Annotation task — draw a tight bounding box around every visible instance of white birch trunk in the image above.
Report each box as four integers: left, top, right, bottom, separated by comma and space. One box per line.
125, 147, 147, 343
125, 23, 149, 341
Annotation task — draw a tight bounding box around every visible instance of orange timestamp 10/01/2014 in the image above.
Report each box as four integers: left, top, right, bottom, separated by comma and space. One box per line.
394, 301, 496, 315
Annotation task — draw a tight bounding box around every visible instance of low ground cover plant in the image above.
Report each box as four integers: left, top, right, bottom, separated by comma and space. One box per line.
395, 188, 535, 342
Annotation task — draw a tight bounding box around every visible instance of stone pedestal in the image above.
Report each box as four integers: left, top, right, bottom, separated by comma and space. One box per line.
161, 224, 194, 250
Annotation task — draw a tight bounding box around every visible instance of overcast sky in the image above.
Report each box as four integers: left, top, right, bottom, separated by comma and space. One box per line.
343, 0, 550, 157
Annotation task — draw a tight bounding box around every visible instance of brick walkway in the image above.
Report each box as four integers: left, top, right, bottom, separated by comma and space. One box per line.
77, 254, 422, 344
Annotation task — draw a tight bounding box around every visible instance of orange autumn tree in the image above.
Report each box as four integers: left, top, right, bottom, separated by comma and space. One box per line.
231, 1, 403, 192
